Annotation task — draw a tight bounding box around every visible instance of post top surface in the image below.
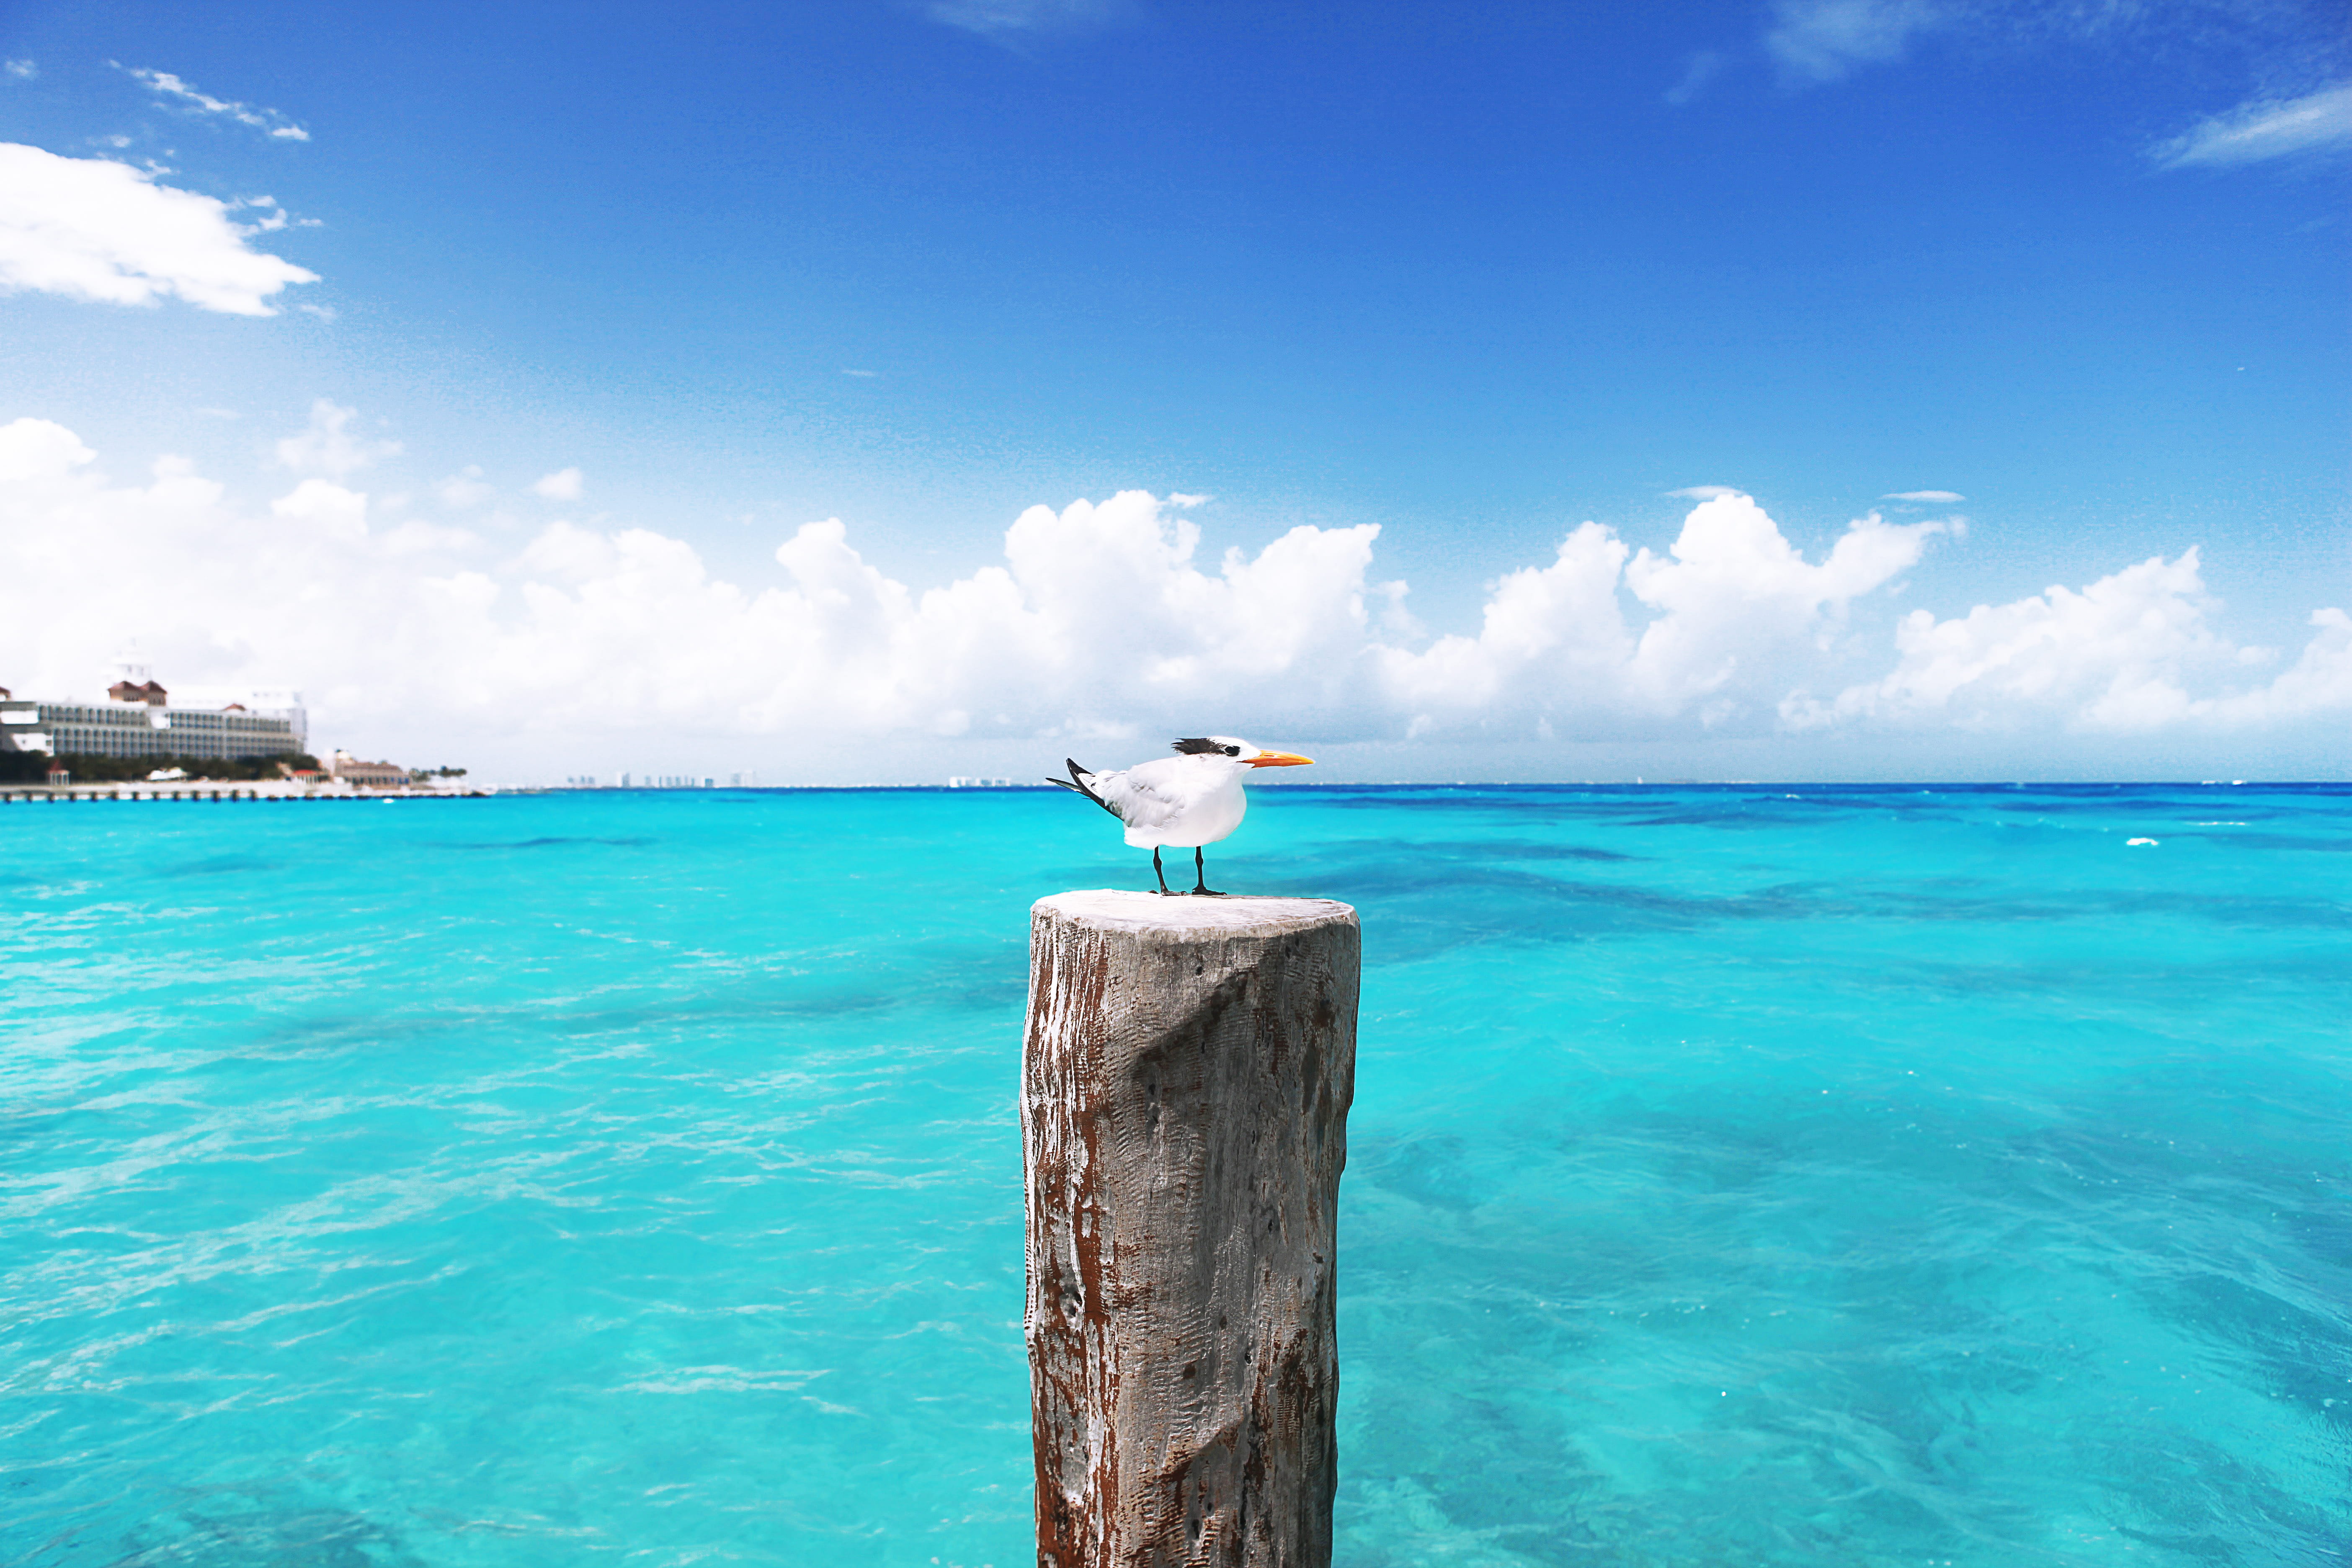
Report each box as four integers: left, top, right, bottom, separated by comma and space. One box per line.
1034, 888, 1356, 936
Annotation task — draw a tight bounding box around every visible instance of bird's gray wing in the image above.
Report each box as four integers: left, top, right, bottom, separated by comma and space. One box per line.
1099, 765, 1189, 831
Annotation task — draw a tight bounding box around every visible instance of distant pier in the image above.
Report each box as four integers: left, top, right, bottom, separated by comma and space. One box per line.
0, 784, 489, 805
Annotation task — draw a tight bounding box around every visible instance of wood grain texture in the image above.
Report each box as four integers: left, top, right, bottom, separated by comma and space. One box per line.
1024, 890, 1359, 1568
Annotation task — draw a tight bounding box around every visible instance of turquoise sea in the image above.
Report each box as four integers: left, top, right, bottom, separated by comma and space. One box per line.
3, 783, 2347, 1567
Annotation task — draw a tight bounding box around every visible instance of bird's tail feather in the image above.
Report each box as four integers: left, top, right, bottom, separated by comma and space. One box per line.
1049, 759, 1121, 820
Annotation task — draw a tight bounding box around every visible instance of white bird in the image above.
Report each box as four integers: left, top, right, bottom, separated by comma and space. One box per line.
1050, 736, 1315, 895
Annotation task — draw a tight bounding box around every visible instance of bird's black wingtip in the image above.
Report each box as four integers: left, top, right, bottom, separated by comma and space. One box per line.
1051, 759, 1120, 819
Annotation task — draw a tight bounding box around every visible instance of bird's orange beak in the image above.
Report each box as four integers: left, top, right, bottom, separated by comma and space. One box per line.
1247, 750, 1315, 768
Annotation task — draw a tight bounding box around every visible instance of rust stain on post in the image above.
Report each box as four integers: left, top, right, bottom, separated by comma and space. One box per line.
1024, 890, 1360, 1567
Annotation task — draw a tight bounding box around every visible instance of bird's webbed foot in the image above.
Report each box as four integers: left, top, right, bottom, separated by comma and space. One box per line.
1189, 848, 1225, 895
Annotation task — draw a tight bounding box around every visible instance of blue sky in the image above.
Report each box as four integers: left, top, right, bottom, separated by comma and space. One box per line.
1, 0, 2345, 780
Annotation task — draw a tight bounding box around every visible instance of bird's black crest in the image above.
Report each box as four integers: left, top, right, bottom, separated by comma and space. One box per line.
1171, 737, 1226, 755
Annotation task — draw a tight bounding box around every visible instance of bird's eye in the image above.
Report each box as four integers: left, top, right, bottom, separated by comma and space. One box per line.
1224, 745, 1240, 756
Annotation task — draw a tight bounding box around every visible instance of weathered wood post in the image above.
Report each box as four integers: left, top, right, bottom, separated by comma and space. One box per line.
1024, 890, 1359, 1567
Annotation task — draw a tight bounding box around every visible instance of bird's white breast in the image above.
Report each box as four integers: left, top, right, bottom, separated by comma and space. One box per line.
1111, 756, 1250, 848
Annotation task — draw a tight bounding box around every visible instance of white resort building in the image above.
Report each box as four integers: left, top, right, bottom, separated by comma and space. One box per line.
2, 658, 307, 763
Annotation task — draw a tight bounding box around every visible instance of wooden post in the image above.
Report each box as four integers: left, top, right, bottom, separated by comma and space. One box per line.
1024, 890, 1359, 1567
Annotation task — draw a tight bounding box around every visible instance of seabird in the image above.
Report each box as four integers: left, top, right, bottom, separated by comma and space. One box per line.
1050, 736, 1314, 895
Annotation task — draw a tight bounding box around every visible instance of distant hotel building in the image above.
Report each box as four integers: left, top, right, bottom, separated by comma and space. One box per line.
2, 658, 307, 763
328, 751, 406, 788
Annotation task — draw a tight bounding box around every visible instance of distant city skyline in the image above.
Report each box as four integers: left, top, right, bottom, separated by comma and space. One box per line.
0, 1, 2344, 781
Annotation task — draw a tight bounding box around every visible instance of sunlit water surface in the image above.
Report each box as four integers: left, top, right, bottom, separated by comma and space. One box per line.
3, 783, 2347, 1566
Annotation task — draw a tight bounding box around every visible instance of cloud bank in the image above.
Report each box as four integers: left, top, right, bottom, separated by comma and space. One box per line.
0, 415, 2342, 774
0, 143, 318, 314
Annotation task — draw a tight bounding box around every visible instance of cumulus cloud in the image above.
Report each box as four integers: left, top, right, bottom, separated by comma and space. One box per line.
121, 66, 310, 141
272, 477, 370, 544
0, 143, 319, 314
1381, 498, 1947, 736
1782, 549, 2349, 733
0, 416, 2339, 766
2155, 82, 2352, 168
274, 400, 401, 478
0, 425, 1385, 747
531, 467, 584, 501
437, 466, 493, 508
0, 418, 93, 482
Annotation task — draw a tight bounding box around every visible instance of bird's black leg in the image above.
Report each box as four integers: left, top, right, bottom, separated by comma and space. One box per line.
1153, 846, 1175, 896
1192, 846, 1224, 897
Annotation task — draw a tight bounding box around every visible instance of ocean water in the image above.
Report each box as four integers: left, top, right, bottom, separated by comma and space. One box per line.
2, 782, 2346, 1568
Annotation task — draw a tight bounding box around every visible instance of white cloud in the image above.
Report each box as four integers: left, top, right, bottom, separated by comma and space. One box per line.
1166, 492, 1211, 508
5, 60, 35, 82
531, 467, 584, 501
438, 466, 493, 508
0, 142, 319, 315
1782, 549, 2350, 733
1760, 3, 2347, 101
0, 416, 2339, 769
841, 368, 877, 378
1883, 490, 1964, 502
229, 195, 292, 232
1765, 0, 1945, 84
272, 477, 370, 544
274, 400, 400, 477
2205, 609, 2352, 727
122, 66, 310, 141
1667, 485, 1744, 500
1381, 497, 1947, 736
1665, 50, 1730, 106
0, 418, 93, 482
926, 0, 1133, 37
2155, 82, 2352, 168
